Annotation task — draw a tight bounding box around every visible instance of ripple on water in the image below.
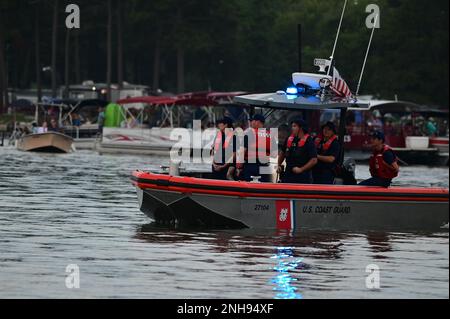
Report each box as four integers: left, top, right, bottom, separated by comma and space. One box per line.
0, 148, 448, 299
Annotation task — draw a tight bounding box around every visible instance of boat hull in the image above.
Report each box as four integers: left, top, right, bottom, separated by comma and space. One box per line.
132, 172, 449, 232
100, 127, 181, 156
17, 132, 74, 153
73, 138, 97, 151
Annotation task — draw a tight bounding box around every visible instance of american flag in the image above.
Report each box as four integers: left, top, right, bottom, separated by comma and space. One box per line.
331, 67, 353, 98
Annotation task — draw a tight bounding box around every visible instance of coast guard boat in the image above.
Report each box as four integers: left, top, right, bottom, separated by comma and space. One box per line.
131, 71, 449, 232
131, 1, 448, 231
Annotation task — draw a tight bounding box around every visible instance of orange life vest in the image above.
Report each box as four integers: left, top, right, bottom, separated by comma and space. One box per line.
287, 134, 310, 149
369, 145, 399, 179
315, 135, 338, 153
246, 128, 272, 162
213, 130, 233, 152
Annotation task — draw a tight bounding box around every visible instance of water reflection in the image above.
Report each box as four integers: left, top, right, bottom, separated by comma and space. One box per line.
136, 224, 349, 260
366, 232, 393, 260
135, 225, 352, 299
271, 247, 303, 299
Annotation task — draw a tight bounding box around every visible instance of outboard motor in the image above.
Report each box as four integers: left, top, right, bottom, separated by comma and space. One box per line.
334, 158, 357, 185
341, 158, 357, 185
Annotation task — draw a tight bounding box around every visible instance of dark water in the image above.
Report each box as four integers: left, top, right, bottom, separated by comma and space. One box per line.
0, 147, 448, 299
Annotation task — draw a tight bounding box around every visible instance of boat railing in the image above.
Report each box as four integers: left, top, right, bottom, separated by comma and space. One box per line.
0, 124, 7, 147
7, 128, 23, 147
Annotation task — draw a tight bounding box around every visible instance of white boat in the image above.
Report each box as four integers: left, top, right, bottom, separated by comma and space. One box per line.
98, 92, 249, 156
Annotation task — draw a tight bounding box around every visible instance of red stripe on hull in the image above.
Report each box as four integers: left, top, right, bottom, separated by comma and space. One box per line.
131, 172, 449, 203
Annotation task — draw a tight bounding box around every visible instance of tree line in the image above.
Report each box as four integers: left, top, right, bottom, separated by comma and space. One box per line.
0, 0, 448, 113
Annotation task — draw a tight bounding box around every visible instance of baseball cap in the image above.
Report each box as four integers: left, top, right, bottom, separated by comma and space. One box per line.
250, 114, 266, 124
371, 131, 385, 142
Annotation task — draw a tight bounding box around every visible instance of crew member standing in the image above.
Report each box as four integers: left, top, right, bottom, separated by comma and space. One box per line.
277, 118, 318, 184
211, 117, 235, 180
313, 122, 341, 185
237, 114, 276, 182
359, 131, 399, 188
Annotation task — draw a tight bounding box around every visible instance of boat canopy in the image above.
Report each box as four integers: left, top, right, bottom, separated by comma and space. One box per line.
112, 92, 249, 128
117, 96, 177, 106
234, 93, 370, 111
75, 99, 109, 109
349, 100, 449, 115
117, 91, 247, 108
10, 99, 34, 110
39, 98, 79, 109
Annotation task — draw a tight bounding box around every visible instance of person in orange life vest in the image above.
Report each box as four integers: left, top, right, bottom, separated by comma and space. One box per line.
277, 118, 318, 184
211, 117, 236, 180
359, 131, 399, 188
236, 114, 276, 182
313, 121, 341, 185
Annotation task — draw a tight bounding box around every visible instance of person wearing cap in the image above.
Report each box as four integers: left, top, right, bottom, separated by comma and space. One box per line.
359, 131, 399, 187
211, 117, 236, 180
277, 118, 318, 184
313, 122, 341, 184
236, 114, 277, 182
425, 117, 438, 137
31, 122, 39, 134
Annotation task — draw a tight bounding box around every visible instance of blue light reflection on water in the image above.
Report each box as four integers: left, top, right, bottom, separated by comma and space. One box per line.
271, 247, 304, 299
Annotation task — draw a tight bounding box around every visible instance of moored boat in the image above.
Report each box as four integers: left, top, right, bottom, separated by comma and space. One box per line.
17, 131, 74, 153
99, 92, 248, 156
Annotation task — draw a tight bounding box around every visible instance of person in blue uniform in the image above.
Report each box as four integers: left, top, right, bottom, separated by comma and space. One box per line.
359, 131, 400, 188
313, 122, 341, 185
277, 118, 318, 184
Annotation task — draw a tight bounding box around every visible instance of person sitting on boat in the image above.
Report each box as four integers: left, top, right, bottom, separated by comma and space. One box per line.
313, 121, 341, 185
31, 122, 39, 134
48, 119, 61, 133
425, 117, 438, 137
211, 117, 236, 180
236, 114, 277, 182
37, 122, 49, 134
72, 113, 82, 127
277, 118, 318, 184
359, 131, 399, 188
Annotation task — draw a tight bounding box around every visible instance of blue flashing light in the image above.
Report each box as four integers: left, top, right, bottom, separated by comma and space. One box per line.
297, 86, 306, 94
286, 87, 298, 95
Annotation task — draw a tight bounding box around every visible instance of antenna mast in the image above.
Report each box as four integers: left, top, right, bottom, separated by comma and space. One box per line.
327, 0, 348, 76
356, 14, 379, 96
